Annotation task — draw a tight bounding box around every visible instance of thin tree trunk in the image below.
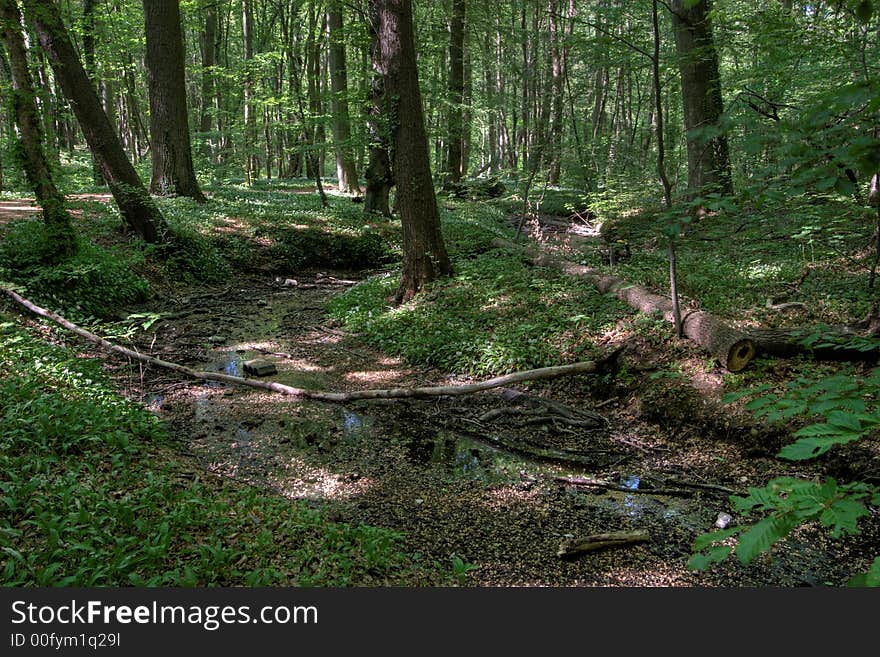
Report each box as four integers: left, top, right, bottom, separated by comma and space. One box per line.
242, 0, 257, 184
364, 2, 393, 217
327, 0, 359, 193
653, 0, 682, 337
81, 0, 104, 186
21, 0, 168, 243
0, 0, 75, 258
547, 0, 564, 185
442, 0, 465, 187
199, 4, 217, 138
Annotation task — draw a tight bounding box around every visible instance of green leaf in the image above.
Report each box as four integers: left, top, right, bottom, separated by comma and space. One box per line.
692, 527, 739, 551
778, 436, 837, 460
819, 498, 869, 537
687, 545, 732, 571
736, 515, 798, 564
848, 556, 880, 587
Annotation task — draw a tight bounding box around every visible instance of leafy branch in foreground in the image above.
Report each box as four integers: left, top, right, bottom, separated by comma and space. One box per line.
689, 364, 880, 584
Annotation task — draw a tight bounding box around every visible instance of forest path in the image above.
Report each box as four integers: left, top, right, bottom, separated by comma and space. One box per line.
117, 261, 871, 586
0, 193, 112, 224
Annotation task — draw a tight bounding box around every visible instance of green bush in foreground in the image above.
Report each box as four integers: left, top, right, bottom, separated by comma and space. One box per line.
0, 319, 437, 586
689, 364, 880, 586
0, 220, 148, 319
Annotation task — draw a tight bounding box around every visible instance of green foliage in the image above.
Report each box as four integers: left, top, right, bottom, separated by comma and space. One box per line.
328, 251, 629, 375
261, 225, 392, 270
0, 219, 149, 319
691, 366, 880, 583
0, 320, 441, 586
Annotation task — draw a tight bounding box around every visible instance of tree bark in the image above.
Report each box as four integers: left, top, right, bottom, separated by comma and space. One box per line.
81, 0, 104, 186
669, 0, 733, 198
0, 0, 76, 258
371, 0, 453, 302
199, 3, 217, 137
547, 0, 564, 185
242, 0, 257, 184
326, 1, 358, 193
494, 239, 756, 372
442, 0, 465, 187
144, 0, 206, 202
21, 0, 168, 243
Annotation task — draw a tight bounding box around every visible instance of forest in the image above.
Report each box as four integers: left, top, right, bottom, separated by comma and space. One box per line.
0, 0, 878, 588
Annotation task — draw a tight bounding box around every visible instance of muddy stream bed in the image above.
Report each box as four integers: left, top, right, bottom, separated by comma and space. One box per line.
130, 271, 877, 586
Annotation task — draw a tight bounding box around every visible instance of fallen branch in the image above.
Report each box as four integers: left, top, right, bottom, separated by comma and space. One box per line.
2, 288, 610, 404
553, 475, 696, 497
557, 530, 650, 558
494, 239, 756, 371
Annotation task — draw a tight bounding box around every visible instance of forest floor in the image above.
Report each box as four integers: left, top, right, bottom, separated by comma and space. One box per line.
121, 225, 878, 586
3, 183, 879, 586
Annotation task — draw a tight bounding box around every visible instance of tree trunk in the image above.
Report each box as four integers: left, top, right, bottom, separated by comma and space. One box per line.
371, 0, 452, 302
0, 0, 76, 258
495, 239, 756, 372
326, 0, 358, 193
442, 0, 465, 187
81, 0, 104, 186
199, 4, 217, 137
547, 0, 564, 185
242, 0, 257, 184
144, 0, 206, 202
364, 2, 393, 217
669, 0, 733, 198
22, 0, 168, 244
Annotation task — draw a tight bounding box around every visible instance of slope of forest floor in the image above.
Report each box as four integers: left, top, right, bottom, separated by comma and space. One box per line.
1, 181, 878, 586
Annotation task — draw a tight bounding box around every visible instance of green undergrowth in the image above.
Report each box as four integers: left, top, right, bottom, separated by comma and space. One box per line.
0, 181, 404, 320
0, 220, 149, 319
0, 317, 443, 586
328, 250, 631, 375
579, 193, 876, 321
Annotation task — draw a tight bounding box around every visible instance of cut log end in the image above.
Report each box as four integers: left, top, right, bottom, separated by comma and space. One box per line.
724, 338, 757, 372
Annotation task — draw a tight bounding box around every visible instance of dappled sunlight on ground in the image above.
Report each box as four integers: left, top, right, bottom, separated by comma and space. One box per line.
344, 369, 408, 384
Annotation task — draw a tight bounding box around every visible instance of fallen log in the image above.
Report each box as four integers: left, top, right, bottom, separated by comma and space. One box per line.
557, 530, 650, 558
1, 287, 611, 404
493, 239, 756, 371
553, 475, 697, 497
749, 325, 879, 362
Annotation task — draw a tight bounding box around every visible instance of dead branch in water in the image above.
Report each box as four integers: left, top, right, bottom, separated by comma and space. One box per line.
2, 287, 614, 404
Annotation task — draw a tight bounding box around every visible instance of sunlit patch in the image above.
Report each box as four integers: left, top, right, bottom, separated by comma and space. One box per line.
480, 485, 544, 510
272, 457, 374, 500
744, 262, 783, 279
345, 369, 406, 384
377, 356, 403, 366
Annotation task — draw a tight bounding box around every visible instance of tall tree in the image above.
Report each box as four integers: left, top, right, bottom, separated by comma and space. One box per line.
144, 0, 206, 202
0, 0, 75, 258
241, 0, 257, 184
327, 0, 359, 193
81, 0, 103, 186
669, 0, 732, 198
371, 0, 452, 301
21, 0, 168, 243
442, 0, 465, 186
364, 1, 393, 217
199, 2, 217, 138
